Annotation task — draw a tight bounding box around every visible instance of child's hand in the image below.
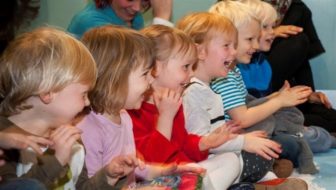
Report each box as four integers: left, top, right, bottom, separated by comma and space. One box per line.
104, 155, 138, 185
276, 83, 312, 107
0, 131, 53, 155
225, 120, 242, 134
199, 125, 237, 151
154, 88, 182, 140
278, 80, 290, 92
243, 131, 282, 160
175, 164, 206, 175
49, 125, 81, 166
154, 88, 182, 119
308, 92, 332, 109
274, 25, 303, 38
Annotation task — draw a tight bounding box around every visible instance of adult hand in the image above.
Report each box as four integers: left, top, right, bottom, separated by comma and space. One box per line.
274, 25, 303, 38
308, 91, 332, 109
150, 0, 172, 20
0, 131, 53, 155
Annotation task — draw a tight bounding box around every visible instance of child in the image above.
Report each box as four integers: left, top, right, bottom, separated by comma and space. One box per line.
177, 11, 307, 189
77, 25, 203, 189
128, 24, 244, 190
209, 0, 318, 175
0, 27, 133, 189
236, 0, 336, 154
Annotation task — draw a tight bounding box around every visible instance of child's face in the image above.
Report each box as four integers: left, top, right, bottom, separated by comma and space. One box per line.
125, 64, 153, 109
111, 0, 142, 23
202, 33, 237, 79
155, 50, 195, 93
236, 19, 261, 64
48, 83, 90, 125
259, 19, 275, 52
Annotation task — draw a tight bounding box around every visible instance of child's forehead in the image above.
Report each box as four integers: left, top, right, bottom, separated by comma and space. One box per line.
210, 31, 236, 42
262, 18, 276, 26
237, 19, 260, 33
169, 47, 197, 62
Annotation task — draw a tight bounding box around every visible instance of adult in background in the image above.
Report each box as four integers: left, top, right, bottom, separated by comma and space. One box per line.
262, 0, 336, 133
68, 0, 173, 38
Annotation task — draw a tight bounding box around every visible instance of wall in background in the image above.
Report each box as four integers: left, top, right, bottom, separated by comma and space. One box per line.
31, 0, 335, 89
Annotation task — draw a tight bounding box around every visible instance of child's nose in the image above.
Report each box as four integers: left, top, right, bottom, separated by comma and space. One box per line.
231, 47, 237, 57
253, 40, 260, 50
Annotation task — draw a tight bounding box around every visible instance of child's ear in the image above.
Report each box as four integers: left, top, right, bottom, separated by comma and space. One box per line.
195, 43, 206, 60
152, 60, 163, 77
39, 92, 54, 104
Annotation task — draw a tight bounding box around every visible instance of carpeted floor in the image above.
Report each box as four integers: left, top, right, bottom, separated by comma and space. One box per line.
291, 149, 336, 190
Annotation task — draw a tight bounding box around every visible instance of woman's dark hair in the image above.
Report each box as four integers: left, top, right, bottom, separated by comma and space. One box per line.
0, 0, 40, 54
94, 0, 151, 12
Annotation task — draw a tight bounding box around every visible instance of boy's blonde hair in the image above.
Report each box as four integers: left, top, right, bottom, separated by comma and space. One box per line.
0, 27, 97, 117
140, 25, 197, 69
238, 0, 277, 25
209, 0, 258, 29
176, 12, 237, 46
82, 25, 154, 115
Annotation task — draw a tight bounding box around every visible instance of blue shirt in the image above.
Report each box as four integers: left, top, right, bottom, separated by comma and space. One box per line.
237, 53, 273, 98
67, 2, 144, 38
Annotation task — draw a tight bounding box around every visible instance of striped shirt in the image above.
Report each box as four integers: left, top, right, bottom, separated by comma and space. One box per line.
211, 66, 247, 120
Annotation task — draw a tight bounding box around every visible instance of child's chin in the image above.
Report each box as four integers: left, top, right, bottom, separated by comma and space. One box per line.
238, 59, 251, 64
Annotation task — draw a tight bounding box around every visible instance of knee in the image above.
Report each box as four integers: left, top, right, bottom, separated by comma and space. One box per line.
304, 126, 332, 153
272, 134, 300, 161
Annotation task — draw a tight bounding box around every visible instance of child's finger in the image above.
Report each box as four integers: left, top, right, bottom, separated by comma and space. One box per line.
54, 127, 81, 146
257, 150, 272, 160
262, 146, 279, 160
50, 125, 70, 140
122, 155, 139, 167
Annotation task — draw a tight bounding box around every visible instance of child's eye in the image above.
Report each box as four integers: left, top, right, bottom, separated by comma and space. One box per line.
223, 44, 230, 48
183, 64, 190, 70
142, 70, 149, 76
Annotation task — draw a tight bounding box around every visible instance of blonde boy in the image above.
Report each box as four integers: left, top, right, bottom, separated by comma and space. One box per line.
209, 0, 311, 132
0, 27, 134, 189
